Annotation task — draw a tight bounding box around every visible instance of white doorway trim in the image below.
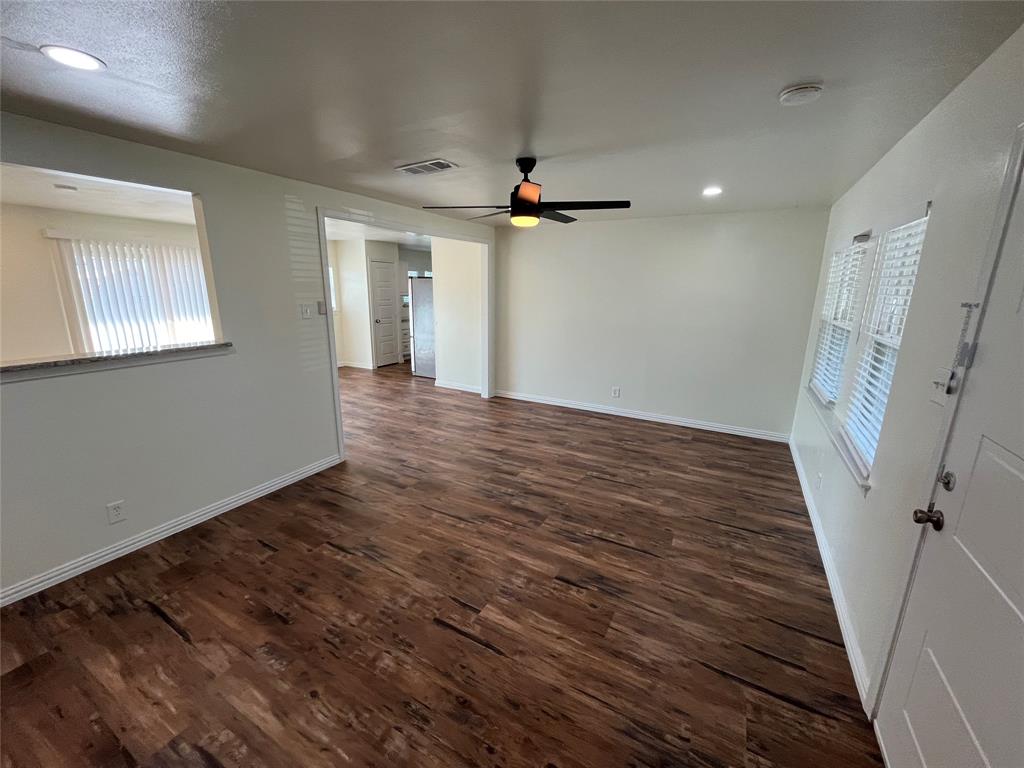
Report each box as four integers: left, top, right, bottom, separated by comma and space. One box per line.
317, 207, 497, 399
315, 209, 345, 461
868, 122, 1024, 718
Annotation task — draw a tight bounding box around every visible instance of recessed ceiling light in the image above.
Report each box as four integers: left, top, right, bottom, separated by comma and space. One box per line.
778, 82, 823, 106
40, 45, 106, 71
702, 185, 723, 198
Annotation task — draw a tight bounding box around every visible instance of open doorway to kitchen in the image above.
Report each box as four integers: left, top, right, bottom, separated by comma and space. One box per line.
319, 214, 489, 458
323, 220, 432, 376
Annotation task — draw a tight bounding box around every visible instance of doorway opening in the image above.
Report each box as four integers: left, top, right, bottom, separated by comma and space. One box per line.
320, 215, 488, 454
324, 220, 432, 375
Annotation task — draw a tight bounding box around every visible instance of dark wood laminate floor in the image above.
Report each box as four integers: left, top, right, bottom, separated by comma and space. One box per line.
1, 364, 882, 767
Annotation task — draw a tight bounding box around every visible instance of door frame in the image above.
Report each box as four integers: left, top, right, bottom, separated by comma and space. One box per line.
315, 204, 495, 397
314, 205, 495, 458
315, 209, 346, 461
870, 122, 1024, 716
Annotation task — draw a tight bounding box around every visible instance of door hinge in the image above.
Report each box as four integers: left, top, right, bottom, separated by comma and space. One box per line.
958, 340, 978, 370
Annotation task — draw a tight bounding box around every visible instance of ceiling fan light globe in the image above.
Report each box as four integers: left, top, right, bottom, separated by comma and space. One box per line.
510, 214, 540, 228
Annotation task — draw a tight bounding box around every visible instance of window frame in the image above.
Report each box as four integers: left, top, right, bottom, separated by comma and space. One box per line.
809, 239, 875, 407
1, 220, 230, 383
839, 215, 929, 475
805, 209, 929, 489
54, 235, 220, 356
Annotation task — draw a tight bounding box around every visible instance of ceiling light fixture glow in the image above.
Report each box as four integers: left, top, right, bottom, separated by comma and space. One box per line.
702, 185, 723, 198
510, 214, 540, 228
40, 45, 106, 71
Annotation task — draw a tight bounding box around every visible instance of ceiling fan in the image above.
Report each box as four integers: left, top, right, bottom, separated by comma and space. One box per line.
422, 157, 630, 227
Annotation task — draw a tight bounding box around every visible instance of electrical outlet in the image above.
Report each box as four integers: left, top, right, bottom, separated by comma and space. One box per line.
815, 472, 823, 490
106, 500, 126, 525
611, 386, 621, 399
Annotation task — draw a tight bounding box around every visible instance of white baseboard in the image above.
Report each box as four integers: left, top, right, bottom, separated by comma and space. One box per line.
339, 361, 373, 370
789, 439, 872, 713
0, 455, 342, 607
494, 389, 789, 443
435, 379, 481, 394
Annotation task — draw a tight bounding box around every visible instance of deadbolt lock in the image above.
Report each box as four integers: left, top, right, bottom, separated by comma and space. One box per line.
938, 468, 956, 492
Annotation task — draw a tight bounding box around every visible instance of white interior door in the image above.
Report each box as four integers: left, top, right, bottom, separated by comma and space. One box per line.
369, 253, 400, 367
876, 146, 1023, 768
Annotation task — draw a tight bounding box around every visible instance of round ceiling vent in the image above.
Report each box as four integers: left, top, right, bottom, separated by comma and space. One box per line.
778, 83, 824, 106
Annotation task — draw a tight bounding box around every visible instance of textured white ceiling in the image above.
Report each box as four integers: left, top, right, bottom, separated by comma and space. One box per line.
0, 162, 196, 224
2, 2, 1021, 223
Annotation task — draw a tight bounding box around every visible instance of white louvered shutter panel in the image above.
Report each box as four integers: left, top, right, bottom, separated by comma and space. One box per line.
809, 242, 867, 404
841, 216, 928, 469
57, 238, 216, 355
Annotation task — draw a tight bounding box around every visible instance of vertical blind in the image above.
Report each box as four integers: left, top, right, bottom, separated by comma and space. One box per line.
809, 242, 867, 403
841, 216, 928, 469
57, 238, 216, 355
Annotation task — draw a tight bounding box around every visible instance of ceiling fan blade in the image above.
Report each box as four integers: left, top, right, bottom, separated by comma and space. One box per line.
540, 210, 576, 224
422, 205, 507, 209
468, 210, 510, 220
515, 180, 542, 204
538, 200, 631, 211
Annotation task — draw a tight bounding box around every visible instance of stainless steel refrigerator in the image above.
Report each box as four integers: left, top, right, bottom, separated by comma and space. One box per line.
409, 277, 436, 379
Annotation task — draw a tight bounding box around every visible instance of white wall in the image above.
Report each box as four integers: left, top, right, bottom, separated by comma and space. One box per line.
495, 208, 829, 438
789, 26, 1024, 705
0, 113, 493, 599
330, 239, 373, 368
399, 245, 431, 273
1, 203, 74, 361
432, 237, 484, 392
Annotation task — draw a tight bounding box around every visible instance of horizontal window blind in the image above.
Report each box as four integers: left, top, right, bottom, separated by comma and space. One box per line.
810, 242, 867, 403
841, 216, 928, 468
57, 238, 216, 355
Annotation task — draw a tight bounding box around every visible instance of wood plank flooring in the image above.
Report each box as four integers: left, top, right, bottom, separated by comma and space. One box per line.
1, 364, 882, 767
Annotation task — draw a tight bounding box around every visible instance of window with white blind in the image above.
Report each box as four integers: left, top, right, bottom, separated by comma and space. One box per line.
55, 237, 218, 356
809, 242, 868, 404
840, 216, 929, 472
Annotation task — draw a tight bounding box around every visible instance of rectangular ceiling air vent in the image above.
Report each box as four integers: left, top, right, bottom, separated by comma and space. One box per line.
395, 158, 459, 176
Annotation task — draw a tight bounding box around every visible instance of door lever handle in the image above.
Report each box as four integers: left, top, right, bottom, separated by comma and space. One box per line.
912, 504, 944, 531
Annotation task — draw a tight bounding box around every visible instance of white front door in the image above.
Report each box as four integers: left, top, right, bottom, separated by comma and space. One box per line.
876, 144, 1023, 768
369, 254, 400, 367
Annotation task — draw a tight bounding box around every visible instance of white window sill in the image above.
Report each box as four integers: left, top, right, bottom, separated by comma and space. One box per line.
804, 385, 872, 493
0, 342, 234, 384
